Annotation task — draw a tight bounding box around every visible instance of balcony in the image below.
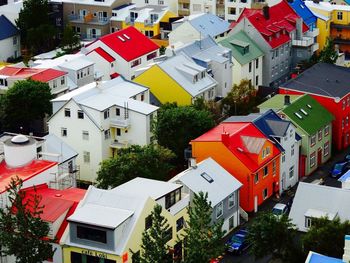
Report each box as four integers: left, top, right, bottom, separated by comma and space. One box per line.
311, 42, 319, 53
78, 32, 102, 40
305, 28, 319, 38
68, 14, 110, 25
110, 139, 130, 148
331, 22, 350, 30
168, 193, 190, 215
178, 9, 190, 16
110, 117, 130, 128
178, 0, 190, 3
333, 37, 350, 45
292, 36, 313, 47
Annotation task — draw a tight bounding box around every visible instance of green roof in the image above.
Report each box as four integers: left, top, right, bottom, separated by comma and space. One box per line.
218, 30, 264, 65
282, 94, 334, 135
258, 94, 301, 111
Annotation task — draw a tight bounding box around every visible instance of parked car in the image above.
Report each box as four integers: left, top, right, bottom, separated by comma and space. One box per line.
330, 162, 349, 178
226, 229, 251, 254
272, 203, 289, 217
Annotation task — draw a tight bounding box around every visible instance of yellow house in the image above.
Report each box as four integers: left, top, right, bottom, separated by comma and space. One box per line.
134, 54, 217, 106
63, 178, 189, 263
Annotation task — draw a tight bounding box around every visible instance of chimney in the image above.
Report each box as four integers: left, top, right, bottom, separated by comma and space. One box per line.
284, 95, 291, 105
189, 158, 197, 169
295, 18, 303, 40
221, 132, 230, 146
263, 5, 270, 20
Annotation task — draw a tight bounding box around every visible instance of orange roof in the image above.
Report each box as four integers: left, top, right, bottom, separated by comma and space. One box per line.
0, 67, 67, 83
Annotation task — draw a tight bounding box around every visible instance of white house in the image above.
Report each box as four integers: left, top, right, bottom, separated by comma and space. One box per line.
48, 76, 158, 183
131, 0, 178, 14
0, 14, 20, 62
169, 157, 242, 235
83, 26, 160, 80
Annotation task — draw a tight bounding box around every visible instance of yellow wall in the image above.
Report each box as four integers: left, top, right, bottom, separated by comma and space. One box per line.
160, 11, 177, 23
63, 246, 121, 263
316, 18, 330, 51
134, 65, 193, 106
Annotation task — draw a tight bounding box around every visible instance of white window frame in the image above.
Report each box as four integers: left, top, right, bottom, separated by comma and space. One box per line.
61, 128, 67, 137
216, 202, 223, 219
310, 151, 316, 168
83, 151, 90, 163
324, 141, 330, 157
82, 130, 89, 140
228, 193, 235, 208
289, 165, 294, 179
262, 188, 268, 200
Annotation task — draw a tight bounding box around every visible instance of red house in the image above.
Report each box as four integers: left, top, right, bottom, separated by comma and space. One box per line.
279, 63, 350, 151
191, 122, 281, 212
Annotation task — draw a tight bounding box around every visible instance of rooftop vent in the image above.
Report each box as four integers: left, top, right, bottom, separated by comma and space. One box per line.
300, 109, 308, 115
200, 172, 214, 183
307, 104, 312, 109
123, 34, 130, 40
11, 134, 29, 144
294, 112, 303, 119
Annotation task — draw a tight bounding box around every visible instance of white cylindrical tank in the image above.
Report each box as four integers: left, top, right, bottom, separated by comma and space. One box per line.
3, 135, 37, 168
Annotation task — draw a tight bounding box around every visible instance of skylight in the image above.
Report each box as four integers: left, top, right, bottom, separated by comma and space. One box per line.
118, 36, 125, 42
294, 112, 303, 119
307, 104, 312, 109
201, 172, 214, 183
123, 34, 130, 40
300, 109, 308, 115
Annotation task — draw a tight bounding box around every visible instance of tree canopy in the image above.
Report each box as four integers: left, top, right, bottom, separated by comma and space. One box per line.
153, 103, 215, 166
96, 144, 175, 189
183, 192, 225, 263
61, 24, 81, 53
317, 38, 338, 64
0, 177, 54, 263
0, 79, 53, 134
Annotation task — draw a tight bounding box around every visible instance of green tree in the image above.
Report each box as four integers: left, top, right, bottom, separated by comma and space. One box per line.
183, 192, 225, 263
61, 24, 81, 53
247, 212, 299, 262
96, 144, 175, 189
0, 177, 54, 263
317, 38, 338, 64
160, 46, 166, 55
137, 204, 172, 263
193, 97, 224, 124
221, 79, 258, 116
0, 79, 53, 134
302, 217, 350, 258
15, 0, 56, 54
153, 104, 215, 165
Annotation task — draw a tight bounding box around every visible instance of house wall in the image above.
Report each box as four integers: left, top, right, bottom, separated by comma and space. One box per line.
85, 51, 114, 80
208, 58, 232, 98
232, 56, 263, 89
47, 75, 69, 96
0, 34, 20, 62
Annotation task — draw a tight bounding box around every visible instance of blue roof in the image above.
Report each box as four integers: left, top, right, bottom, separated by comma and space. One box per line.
338, 170, 350, 182
306, 252, 343, 263
189, 13, 230, 38
0, 15, 18, 41
289, 0, 317, 27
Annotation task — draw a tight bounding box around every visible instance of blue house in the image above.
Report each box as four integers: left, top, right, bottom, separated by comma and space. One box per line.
0, 14, 20, 61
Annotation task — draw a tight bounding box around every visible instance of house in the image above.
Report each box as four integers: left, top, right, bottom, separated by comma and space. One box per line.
19, 184, 86, 263
48, 76, 158, 183
169, 157, 242, 234
84, 26, 160, 80
167, 36, 232, 98
0, 14, 20, 62
344, 235, 350, 262
131, 0, 178, 15
218, 30, 264, 89
305, 251, 343, 263
289, 182, 350, 232
63, 177, 189, 262
230, 2, 314, 87
169, 13, 230, 46
62, 0, 130, 40
0, 66, 69, 96
338, 170, 350, 190
134, 53, 217, 106
224, 109, 301, 193
191, 122, 281, 213
280, 63, 350, 151
259, 94, 333, 177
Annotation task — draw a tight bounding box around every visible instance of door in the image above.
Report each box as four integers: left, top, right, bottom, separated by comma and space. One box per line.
79, 9, 87, 19
254, 195, 258, 213
317, 148, 322, 166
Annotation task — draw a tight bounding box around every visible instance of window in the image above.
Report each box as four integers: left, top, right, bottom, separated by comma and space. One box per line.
290, 129, 293, 138
145, 215, 152, 230
310, 151, 316, 168
343, 100, 346, 110
337, 11, 343, 20
342, 119, 345, 129
165, 227, 173, 243
324, 141, 330, 157
165, 189, 181, 209
272, 160, 276, 176
310, 134, 316, 146
255, 75, 259, 86
77, 110, 84, 119
347, 97, 350, 107
324, 125, 330, 136
347, 116, 349, 126
147, 52, 157, 61
249, 62, 252, 73
145, 0, 149, 3
13, 36, 17, 45
282, 153, 285, 163
228, 7, 236, 15
256, 58, 259, 69
131, 58, 141, 68
116, 108, 120, 116
61, 76, 65, 85
305, 217, 312, 228
83, 151, 90, 163
116, 128, 121, 136
158, 0, 164, 4
176, 217, 184, 231
53, 79, 57, 89
229, 216, 234, 230
104, 129, 110, 140
263, 188, 268, 200
228, 193, 235, 208
291, 144, 295, 156
216, 201, 223, 218
61, 128, 67, 137
82, 131, 89, 140
64, 108, 71, 117
289, 165, 294, 179
141, 94, 144, 101
104, 109, 110, 119
254, 173, 259, 184
263, 166, 268, 177
76, 225, 107, 243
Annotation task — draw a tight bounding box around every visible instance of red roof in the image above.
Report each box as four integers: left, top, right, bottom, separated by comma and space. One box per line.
0, 160, 58, 194
87, 47, 115, 63
92, 26, 159, 62
0, 67, 67, 83
192, 122, 280, 172
235, 0, 309, 49
110, 72, 120, 79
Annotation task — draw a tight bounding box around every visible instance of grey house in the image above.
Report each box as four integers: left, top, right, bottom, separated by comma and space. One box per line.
170, 157, 242, 235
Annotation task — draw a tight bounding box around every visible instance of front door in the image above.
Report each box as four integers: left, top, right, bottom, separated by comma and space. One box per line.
317, 148, 322, 166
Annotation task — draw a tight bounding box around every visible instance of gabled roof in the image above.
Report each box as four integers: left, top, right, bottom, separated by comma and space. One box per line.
305, 251, 343, 263
236, 1, 308, 49
281, 63, 350, 99
169, 157, 242, 206
91, 26, 159, 62
258, 94, 301, 112
192, 122, 280, 172
0, 66, 67, 82
0, 15, 18, 41
289, 182, 350, 232
218, 30, 264, 65
42, 134, 78, 164
282, 94, 333, 135
289, 0, 317, 27
86, 47, 115, 63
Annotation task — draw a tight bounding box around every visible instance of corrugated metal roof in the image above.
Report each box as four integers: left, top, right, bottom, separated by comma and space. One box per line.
0, 15, 18, 40
187, 13, 230, 38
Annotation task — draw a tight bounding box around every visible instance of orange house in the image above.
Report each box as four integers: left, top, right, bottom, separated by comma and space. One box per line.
191, 122, 281, 213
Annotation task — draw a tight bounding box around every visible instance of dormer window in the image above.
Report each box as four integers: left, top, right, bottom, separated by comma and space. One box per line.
165, 188, 181, 209
193, 74, 199, 83
201, 71, 205, 78
262, 147, 271, 159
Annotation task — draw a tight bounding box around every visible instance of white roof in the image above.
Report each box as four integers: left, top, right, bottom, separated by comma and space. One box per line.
289, 182, 350, 232
0, 1, 23, 23
169, 158, 242, 206
42, 133, 78, 164
61, 0, 118, 7
113, 177, 182, 200
33, 54, 89, 69
305, 0, 350, 11
59, 57, 94, 71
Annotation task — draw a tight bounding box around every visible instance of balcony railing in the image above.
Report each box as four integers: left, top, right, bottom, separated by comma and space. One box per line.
311, 42, 319, 53
110, 118, 130, 128
68, 14, 110, 25
333, 38, 350, 45
292, 37, 313, 47
167, 193, 190, 215
110, 139, 130, 148
305, 28, 319, 38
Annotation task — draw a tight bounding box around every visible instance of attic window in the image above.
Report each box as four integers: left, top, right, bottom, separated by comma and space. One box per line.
118, 36, 125, 42
123, 34, 130, 40
307, 104, 312, 109
200, 172, 214, 183
294, 112, 303, 119
300, 109, 308, 115
243, 46, 249, 55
